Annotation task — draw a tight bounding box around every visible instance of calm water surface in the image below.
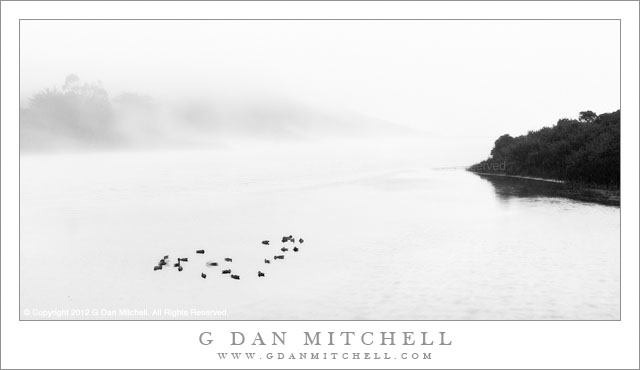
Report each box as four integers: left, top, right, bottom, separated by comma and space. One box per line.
20, 142, 620, 320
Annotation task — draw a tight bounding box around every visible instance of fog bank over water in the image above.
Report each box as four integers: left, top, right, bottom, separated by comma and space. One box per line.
19, 74, 487, 166
21, 20, 620, 142
19, 75, 429, 153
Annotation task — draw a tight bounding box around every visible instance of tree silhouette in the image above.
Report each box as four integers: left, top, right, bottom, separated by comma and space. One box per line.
578, 110, 597, 123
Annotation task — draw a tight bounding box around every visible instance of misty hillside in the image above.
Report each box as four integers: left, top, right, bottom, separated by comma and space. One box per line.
182, 99, 420, 139
20, 75, 421, 151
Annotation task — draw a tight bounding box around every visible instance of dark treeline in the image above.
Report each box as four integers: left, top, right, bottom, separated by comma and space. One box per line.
468, 110, 620, 188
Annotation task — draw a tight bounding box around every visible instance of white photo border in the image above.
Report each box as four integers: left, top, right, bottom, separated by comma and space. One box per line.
1, 1, 638, 369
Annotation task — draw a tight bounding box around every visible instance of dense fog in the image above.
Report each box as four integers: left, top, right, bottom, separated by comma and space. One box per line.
20, 20, 620, 165
20, 74, 425, 151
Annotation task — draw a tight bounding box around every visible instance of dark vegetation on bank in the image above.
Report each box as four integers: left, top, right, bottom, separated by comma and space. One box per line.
468, 110, 620, 189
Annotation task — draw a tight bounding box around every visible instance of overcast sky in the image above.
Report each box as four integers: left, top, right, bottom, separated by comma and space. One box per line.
20, 20, 620, 138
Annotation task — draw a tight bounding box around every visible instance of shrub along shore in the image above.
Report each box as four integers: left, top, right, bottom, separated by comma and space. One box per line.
468, 110, 620, 190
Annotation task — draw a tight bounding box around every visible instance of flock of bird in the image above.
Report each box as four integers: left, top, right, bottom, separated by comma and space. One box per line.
152, 235, 305, 280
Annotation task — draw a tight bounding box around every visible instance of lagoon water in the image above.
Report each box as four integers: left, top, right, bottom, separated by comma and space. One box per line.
20, 140, 620, 320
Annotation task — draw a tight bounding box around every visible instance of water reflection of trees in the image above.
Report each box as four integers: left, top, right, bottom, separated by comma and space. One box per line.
476, 174, 619, 207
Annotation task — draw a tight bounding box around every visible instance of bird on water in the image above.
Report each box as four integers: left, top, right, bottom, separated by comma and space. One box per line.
152, 234, 305, 279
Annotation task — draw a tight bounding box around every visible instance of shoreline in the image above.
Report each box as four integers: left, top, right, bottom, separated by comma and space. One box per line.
468, 171, 565, 184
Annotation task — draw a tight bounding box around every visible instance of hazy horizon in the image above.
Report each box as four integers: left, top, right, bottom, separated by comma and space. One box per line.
21, 20, 620, 141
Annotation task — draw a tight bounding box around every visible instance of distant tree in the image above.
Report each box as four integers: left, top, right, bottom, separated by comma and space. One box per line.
490, 134, 515, 160
62, 73, 81, 92
578, 110, 597, 123
20, 74, 116, 149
